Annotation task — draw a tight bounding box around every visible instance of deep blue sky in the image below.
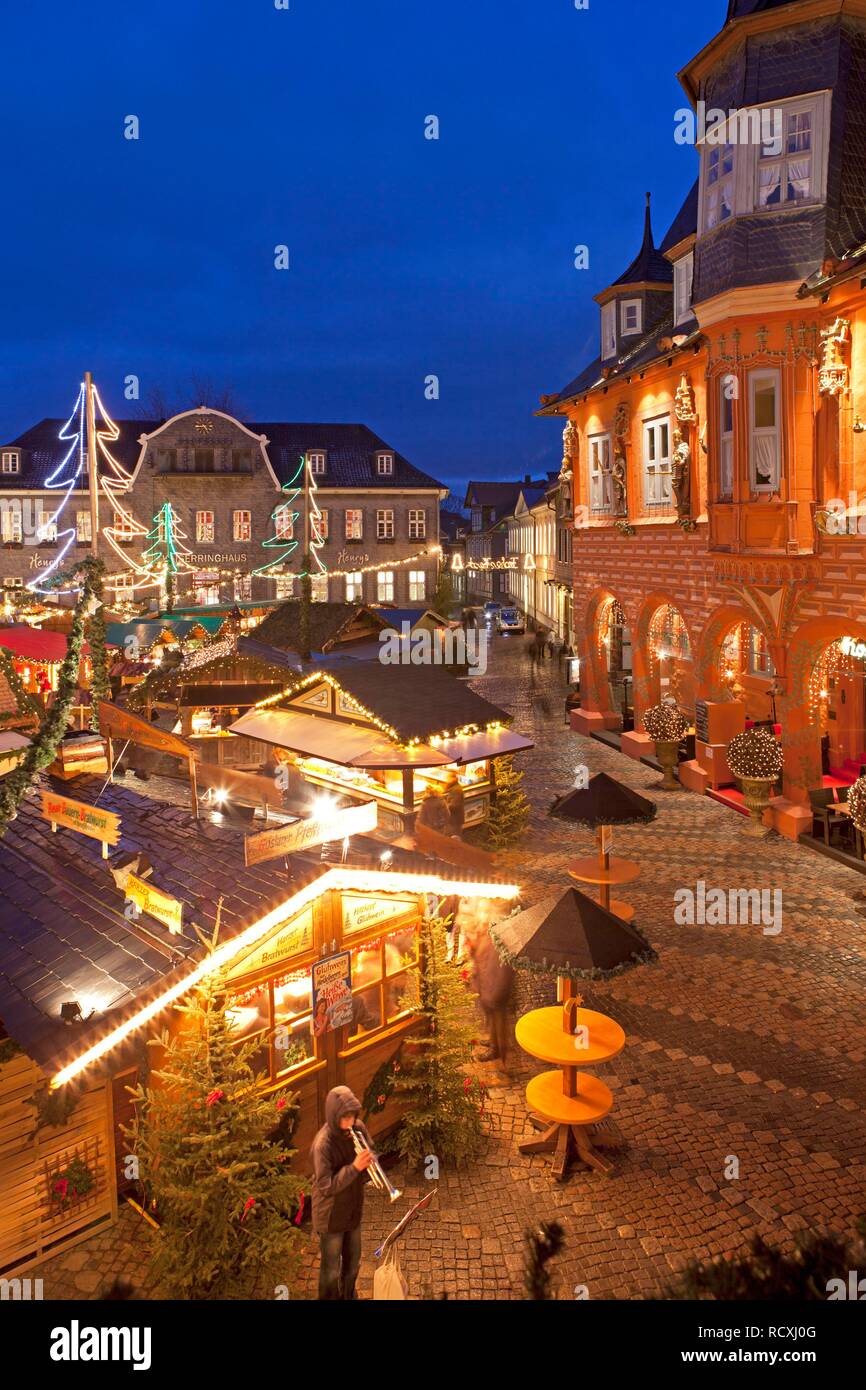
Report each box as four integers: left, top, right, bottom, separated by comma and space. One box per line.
0, 0, 727, 493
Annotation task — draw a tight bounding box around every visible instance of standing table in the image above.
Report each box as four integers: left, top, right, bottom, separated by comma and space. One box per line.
516, 1005, 625, 1180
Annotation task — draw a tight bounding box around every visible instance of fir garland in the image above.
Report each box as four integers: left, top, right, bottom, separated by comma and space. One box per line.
86, 564, 111, 734
0, 645, 40, 724
0, 556, 105, 837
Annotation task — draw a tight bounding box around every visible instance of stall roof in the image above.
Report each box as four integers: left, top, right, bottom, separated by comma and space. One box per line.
105, 617, 223, 649
179, 683, 283, 708
250, 602, 392, 654
0, 775, 517, 1078
0, 625, 92, 662
303, 660, 513, 742
436, 727, 534, 764
229, 706, 452, 768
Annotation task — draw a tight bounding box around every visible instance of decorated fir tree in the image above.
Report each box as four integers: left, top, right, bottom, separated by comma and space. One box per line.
392, 914, 483, 1167
125, 953, 305, 1300
486, 754, 531, 850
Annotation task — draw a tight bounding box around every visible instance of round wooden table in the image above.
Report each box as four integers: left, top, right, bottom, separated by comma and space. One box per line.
516, 1006, 625, 1181
567, 855, 640, 920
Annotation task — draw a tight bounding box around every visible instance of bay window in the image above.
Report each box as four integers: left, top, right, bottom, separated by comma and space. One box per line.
621, 299, 642, 337
588, 434, 613, 513
704, 142, 734, 229
643, 417, 672, 507
749, 369, 781, 494
757, 107, 813, 208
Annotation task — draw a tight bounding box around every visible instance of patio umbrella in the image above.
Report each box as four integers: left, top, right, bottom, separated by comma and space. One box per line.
490, 884, 656, 986
549, 773, 656, 920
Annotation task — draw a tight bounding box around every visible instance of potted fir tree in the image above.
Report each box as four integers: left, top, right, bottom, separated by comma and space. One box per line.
726, 727, 783, 836
642, 701, 690, 791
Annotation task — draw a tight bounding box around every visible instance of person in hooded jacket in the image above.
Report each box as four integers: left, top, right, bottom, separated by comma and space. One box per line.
311, 1085, 374, 1299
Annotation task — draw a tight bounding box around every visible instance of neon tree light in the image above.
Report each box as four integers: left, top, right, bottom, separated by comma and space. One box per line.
141, 502, 196, 580
253, 453, 328, 579
26, 384, 87, 592
306, 457, 327, 577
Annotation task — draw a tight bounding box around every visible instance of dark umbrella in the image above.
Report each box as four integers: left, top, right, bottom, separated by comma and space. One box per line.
490, 885, 656, 984
549, 773, 656, 918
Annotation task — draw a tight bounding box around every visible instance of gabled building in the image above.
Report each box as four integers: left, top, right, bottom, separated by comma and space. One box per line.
463, 478, 548, 605
539, 0, 866, 842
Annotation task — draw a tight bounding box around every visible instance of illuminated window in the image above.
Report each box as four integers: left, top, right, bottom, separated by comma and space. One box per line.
234, 575, 252, 601
76, 510, 92, 543
756, 107, 813, 208
196, 510, 214, 542
314, 508, 328, 540
588, 434, 612, 513
749, 369, 780, 493
345, 509, 363, 540
1, 502, 23, 543
345, 571, 363, 602
311, 574, 328, 602
408, 509, 426, 539
643, 417, 672, 507
275, 575, 295, 599
113, 511, 138, 541
409, 570, 425, 602
719, 376, 735, 499
377, 570, 394, 602
376, 509, 394, 540
274, 505, 294, 540
233, 510, 251, 542
748, 626, 775, 677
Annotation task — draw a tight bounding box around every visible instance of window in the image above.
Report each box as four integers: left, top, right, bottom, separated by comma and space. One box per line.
348, 926, 420, 1041
719, 377, 735, 499
757, 107, 813, 209
471, 508, 483, 532
114, 511, 137, 541
748, 627, 775, 678
345, 509, 363, 540
275, 575, 295, 599
345, 571, 363, 602
38, 514, 58, 543
274, 504, 294, 540
601, 302, 616, 360
231, 449, 252, 472
376, 509, 394, 540
1, 452, 20, 474
621, 300, 642, 337
376, 452, 394, 476
194, 572, 220, 606
674, 253, 694, 324
749, 370, 781, 493
409, 570, 426, 602
233, 510, 251, 542
588, 434, 612, 513
234, 575, 252, 601
1, 501, 22, 543
409, 509, 426, 540
643, 417, 672, 507
114, 574, 134, 601
705, 142, 734, 229
76, 510, 92, 543
314, 508, 328, 541
311, 574, 328, 602
194, 448, 214, 473
308, 451, 327, 475
3, 577, 23, 589
196, 510, 214, 542
377, 570, 394, 602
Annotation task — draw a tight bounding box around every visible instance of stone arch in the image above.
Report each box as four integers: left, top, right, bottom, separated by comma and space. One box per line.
783, 615, 866, 801
632, 593, 697, 724
578, 587, 630, 721
695, 603, 773, 706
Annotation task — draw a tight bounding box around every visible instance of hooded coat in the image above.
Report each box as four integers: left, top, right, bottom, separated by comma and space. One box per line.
310, 1086, 371, 1235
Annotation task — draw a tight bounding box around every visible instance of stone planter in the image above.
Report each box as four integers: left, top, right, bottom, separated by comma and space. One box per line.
654, 739, 681, 792
740, 776, 776, 836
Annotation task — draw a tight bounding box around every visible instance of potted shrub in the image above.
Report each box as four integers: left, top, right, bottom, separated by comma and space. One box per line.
727, 727, 783, 836
643, 701, 690, 791
845, 775, 866, 858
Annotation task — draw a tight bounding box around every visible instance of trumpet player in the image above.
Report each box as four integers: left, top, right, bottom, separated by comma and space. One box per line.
311, 1086, 374, 1300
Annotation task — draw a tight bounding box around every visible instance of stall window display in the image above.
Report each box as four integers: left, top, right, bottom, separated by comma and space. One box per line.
227, 969, 315, 1081
348, 925, 421, 1042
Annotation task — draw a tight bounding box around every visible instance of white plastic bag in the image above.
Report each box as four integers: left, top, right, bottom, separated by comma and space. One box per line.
373, 1248, 409, 1300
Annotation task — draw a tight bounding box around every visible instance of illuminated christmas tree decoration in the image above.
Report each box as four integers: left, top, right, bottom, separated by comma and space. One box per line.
253, 454, 304, 577
27, 385, 87, 592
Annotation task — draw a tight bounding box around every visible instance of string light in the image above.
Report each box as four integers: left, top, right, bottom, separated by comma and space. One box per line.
26, 384, 87, 593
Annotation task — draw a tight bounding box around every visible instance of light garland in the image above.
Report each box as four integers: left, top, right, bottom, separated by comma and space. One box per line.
846, 776, 866, 831
50, 865, 520, 1088
27, 385, 87, 593
643, 701, 689, 742
727, 727, 783, 780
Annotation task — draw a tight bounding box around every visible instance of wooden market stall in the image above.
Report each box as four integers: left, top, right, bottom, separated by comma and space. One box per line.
0, 772, 518, 1274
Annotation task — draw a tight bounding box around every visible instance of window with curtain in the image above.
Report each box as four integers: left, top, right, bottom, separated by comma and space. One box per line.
719, 377, 735, 499
704, 143, 734, 228
1, 501, 22, 543
643, 417, 672, 507
409, 570, 425, 601
674, 253, 694, 324
749, 370, 781, 493
756, 108, 812, 208
588, 434, 613, 513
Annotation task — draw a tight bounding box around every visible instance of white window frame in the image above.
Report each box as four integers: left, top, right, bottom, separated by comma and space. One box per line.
345, 571, 363, 602
754, 101, 818, 212
376, 509, 394, 540
274, 504, 294, 541
233, 510, 251, 542
588, 433, 613, 514
1, 501, 23, 543
702, 140, 735, 231
234, 575, 252, 601
3, 577, 23, 589
311, 574, 328, 603
408, 509, 426, 540
409, 570, 426, 602
620, 299, 642, 337
1, 452, 20, 474
377, 570, 395, 602
113, 574, 135, 599
275, 575, 295, 600
196, 510, 215, 543
114, 511, 137, 542
749, 368, 781, 495
376, 452, 394, 476
307, 451, 327, 475
345, 509, 363, 540
719, 376, 735, 500
673, 252, 694, 325
643, 416, 673, 508
316, 507, 329, 540
76, 510, 92, 544
601, 302, 616, 360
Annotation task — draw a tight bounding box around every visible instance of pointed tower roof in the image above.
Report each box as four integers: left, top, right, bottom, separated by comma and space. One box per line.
611, 193, 674, 289
726, 0, 796, 18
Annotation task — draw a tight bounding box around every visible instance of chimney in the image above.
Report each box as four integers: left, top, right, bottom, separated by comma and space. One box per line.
524, 473, 531, 485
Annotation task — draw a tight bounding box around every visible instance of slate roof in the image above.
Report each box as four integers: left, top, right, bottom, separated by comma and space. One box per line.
540, 313, 702, 411
660, 181, 699, 256
0, 775, 507, 1074
726, 0, 796, 18
250, 602, 392, 655
0, 418, 444, 493
610, 196, 673, 288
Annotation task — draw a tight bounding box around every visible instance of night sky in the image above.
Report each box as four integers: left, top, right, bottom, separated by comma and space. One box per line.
0, 1, 725, 493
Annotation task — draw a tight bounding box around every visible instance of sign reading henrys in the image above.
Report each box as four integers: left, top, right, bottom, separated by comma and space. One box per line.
243, 799, 378, 867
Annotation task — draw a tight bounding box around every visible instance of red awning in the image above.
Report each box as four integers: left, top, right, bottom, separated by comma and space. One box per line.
0, 626, 91, 662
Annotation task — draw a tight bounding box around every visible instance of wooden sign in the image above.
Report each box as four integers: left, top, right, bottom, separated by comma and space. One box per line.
342, 892, 418, 936
126, 873, 184, 934
224, 908, 314, 981
41, 791, 121, 859
98, 701, 198, 761
244, 799, 378, 867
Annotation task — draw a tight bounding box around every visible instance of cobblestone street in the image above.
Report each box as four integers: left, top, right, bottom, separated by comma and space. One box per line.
34, 633, 866, 1300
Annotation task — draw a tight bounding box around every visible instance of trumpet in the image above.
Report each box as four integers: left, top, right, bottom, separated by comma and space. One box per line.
351, 1127, 402, 1203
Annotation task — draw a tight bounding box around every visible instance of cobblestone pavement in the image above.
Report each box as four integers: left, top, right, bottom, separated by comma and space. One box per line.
35, 633, 866, 1300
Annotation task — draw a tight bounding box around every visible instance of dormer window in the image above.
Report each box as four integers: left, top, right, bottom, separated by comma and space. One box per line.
601, 302, 616, 360
308, 451, 327, 475
620, 300, 642, 337
376, 451, 394, 476
673, 253, 694, 325
1, 451, 20, 474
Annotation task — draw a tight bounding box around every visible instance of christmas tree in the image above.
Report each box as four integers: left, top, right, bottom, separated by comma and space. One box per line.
141, 503, 195, 612
125, 960, 305, 1300
486, 754, 531, 850
392, 914, 483, 1167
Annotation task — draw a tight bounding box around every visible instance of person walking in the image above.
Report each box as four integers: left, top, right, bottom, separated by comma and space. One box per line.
443, 771, 465, 838
311, 1086, 374, 1300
